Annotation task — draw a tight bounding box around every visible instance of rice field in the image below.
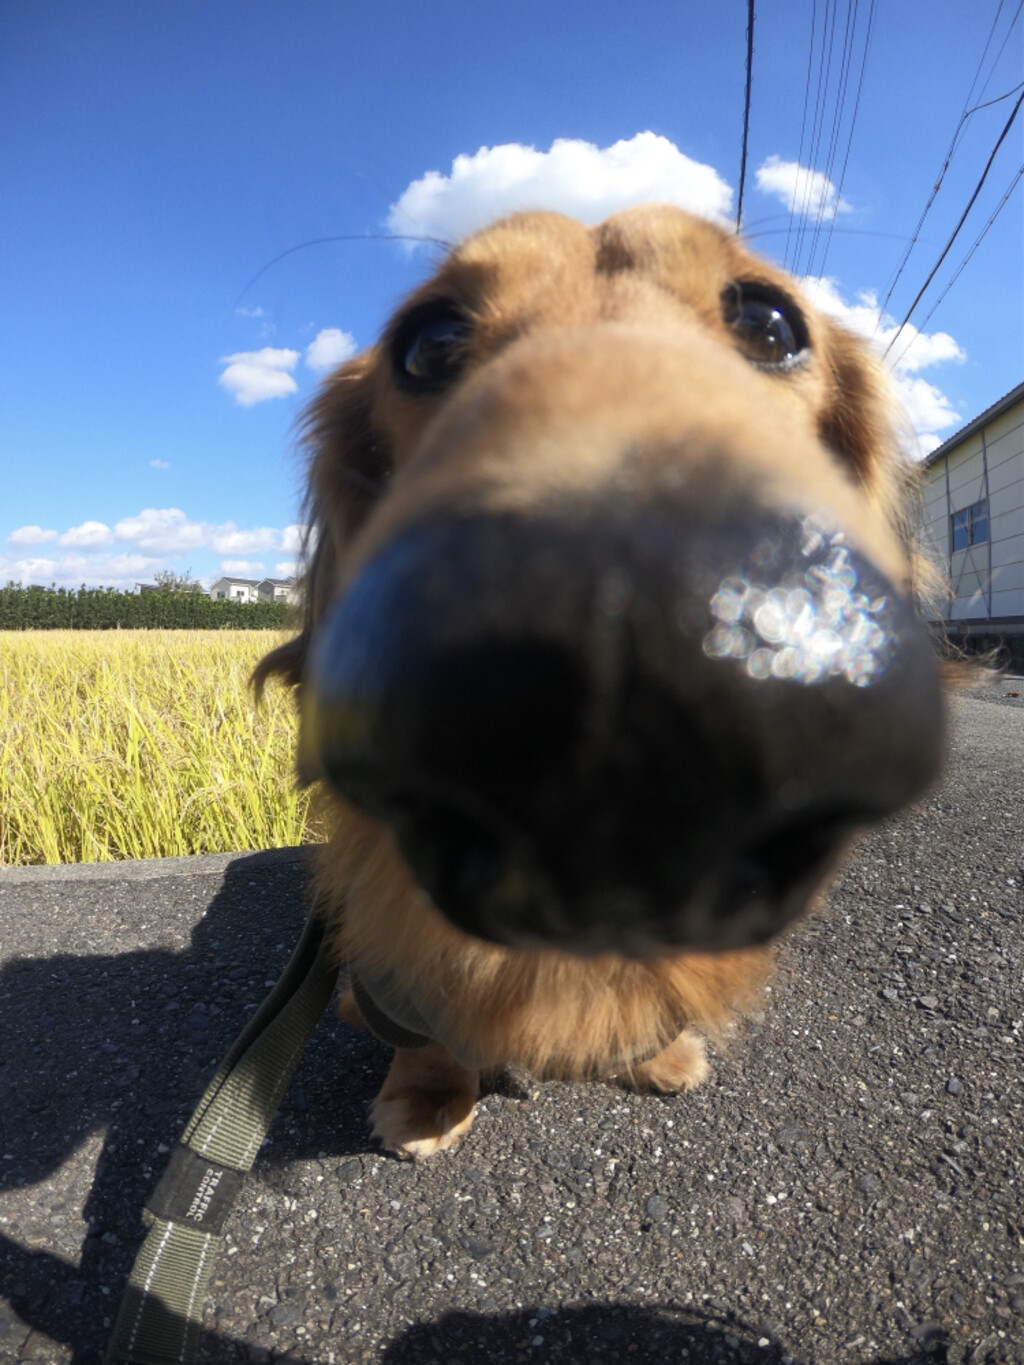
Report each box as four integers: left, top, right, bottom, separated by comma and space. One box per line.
0, 630, 329, 866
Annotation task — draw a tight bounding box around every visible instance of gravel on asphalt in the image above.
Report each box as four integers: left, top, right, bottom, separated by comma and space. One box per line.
0, 688, 1021, 1364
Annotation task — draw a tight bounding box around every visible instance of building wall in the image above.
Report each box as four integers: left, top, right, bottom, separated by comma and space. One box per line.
256, 580, 298, 604
921, 395, 1024, 626
209, 578, 259, 602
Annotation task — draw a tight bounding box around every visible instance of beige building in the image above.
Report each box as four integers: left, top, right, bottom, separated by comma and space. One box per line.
920, 381, 1024, 669
208, 575, 299, 605
208, 575, 260, 603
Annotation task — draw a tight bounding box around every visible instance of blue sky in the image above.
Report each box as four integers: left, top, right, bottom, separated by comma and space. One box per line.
2, 0, 1021, 589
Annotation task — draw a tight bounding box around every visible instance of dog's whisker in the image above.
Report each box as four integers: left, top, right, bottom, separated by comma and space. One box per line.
233, 233, 452, 311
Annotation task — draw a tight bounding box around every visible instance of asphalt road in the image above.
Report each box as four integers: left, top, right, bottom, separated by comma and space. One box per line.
1, 687, 1022, 1365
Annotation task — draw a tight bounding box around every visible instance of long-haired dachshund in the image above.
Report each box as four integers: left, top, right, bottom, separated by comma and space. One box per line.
257, 206, 944, 1159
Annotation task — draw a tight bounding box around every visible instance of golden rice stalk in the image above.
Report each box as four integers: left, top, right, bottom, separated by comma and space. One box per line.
0, 630, 328, 866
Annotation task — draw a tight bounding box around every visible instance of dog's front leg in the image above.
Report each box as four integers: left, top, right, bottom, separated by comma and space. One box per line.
616, 1027, 710, 1094
370, 1041, 480, 1160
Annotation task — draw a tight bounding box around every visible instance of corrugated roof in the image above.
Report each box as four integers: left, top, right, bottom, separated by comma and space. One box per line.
921, 379, 1024, 468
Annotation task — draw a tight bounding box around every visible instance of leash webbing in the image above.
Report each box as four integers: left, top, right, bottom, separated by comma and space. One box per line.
104, 908, 340, 1365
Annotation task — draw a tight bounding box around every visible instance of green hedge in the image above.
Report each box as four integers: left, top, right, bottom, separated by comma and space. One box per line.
0, 583, 293, 630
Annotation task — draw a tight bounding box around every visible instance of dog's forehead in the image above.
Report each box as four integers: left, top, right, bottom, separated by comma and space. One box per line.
432, 207, 790, 315
593, 205, 738, 275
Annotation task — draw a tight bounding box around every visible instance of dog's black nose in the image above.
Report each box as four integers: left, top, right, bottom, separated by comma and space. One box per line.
301, 499, 943, 955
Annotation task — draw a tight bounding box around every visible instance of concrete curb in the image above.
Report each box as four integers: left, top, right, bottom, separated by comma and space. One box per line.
0, 843, 316, 884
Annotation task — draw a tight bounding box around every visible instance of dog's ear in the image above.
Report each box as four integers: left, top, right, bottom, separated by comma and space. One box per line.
816, 319, 920, 550
817, 318, 973, 677
817, 321, 899, 489
253, 350, 389, 695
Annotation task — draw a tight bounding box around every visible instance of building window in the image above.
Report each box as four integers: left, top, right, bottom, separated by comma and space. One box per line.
951, 499, 988, 552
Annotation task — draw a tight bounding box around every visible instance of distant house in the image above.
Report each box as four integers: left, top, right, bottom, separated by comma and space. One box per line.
256, 576, 300, 604
208, 576, 261, 603
134, 582, 160, 594
920, 380, 1024, 668
208, 575, 300, 605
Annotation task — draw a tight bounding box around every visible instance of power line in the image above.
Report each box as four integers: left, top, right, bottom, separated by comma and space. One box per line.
974, 0, 1023, 105
804, 0, 859, 276
878, 0, 1019, 319
964, 0, 1011, 109
736, 0, 756, 232
786, 0, 820, 269
964, 78, 1024, 117
884, 88, 1024, 358
814, 0, 877, 278
888, 162, 1024, 372
792, 0, 841, 273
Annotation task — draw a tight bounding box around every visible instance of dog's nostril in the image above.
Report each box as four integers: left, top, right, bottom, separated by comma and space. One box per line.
717, 807, 861, 918
304, 506, 944, 956
390, 800, 557, 944
413, 637, 588, 801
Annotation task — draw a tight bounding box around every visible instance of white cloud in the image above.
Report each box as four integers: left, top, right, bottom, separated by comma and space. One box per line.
235, 305, 264, 318
218, 347, 300, 406
275, 560, 300, 578
221, 559, 265, 575
8, 524, 57, 545
305, 328, 358, 373
59, 520, 114, 548
107, 508, 279, 557
0, 555, 58, 582
211, 525, 279, 555
883, 325, 965, 376
149, 458, 170, 469
891, 375, 962, 442
0, 551, 162, 589
755, 155, 850, 221
916, 432, 945, 458
387, 133, 734, 244
2, 509, 310, 588
68, 552, 160, 580
279, 524, 307, 554
798, 276, 878, 332
798, 276, 964, 452
799, 277, 965, 374
113, 508, 207, 554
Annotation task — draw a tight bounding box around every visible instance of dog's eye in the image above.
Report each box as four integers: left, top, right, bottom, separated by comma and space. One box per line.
393, 307, 472, 392
722, 283, 809, 370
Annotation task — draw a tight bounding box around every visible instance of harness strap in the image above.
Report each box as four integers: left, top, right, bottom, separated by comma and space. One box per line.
349, 968, 431, 1050
104, 908, 340, 1365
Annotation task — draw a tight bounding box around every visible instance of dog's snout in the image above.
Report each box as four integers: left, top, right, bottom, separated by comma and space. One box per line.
302, 496, 944, 956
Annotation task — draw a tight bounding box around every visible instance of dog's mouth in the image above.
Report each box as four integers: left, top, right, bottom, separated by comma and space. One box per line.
345, 785, 865, 956
299, 500, 945, 958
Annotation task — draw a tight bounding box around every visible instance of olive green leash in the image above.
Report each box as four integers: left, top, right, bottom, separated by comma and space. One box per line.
104, 909, 340, 1365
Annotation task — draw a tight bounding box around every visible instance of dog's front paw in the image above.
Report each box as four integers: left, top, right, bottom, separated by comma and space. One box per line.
371, 1091, 476, 1160
370, 1042, 480, 1160
620, 1028, 710, 1094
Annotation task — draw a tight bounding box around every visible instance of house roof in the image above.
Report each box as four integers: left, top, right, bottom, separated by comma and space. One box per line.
209, 576, 261, 587
921, 379, 1024, 468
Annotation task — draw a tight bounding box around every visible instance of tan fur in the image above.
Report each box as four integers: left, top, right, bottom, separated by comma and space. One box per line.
257, 206, 925, 1158
369, 1042, 479, 1160
314, 800, 769, 1084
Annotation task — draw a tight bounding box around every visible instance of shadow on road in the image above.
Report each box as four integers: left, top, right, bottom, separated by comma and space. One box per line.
1, 1276, 954, 1365
0, 851, 978, 1365
380, 1303, 950, 1363
0, 852, 386, 1361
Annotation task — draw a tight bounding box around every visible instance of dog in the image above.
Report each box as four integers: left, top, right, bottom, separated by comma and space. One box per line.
256, 205, 944, 1159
